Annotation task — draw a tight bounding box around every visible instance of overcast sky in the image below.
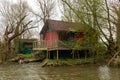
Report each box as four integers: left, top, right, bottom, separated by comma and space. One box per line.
0, 0, 62, 39
29, 0, 62, 25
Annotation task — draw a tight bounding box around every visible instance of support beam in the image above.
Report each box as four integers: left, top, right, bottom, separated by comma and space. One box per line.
57, 50, 59, 60
46, 49, 49, 59
72, 53, 74, 59
48, 51, 50, 59
72, 50, 75, 59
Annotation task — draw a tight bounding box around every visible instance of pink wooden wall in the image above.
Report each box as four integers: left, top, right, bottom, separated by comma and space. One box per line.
44, 32, 58, 48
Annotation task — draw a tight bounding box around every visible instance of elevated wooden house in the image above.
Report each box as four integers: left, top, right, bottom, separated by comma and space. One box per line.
33, 20, 98, 59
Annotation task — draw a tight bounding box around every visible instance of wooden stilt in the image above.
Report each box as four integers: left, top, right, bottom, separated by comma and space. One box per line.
57, 50, 59, 60
48, 51, 50, 59
78, 53, 80, 59
74, 53, 76, 59
72, 49, 75, 59
85, 50, 87, 62
72, 53, 74, 59
47, 49, 49, 59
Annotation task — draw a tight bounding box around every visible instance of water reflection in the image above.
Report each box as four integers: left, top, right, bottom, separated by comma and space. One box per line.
98, 65, 111, 80
0, 63, 119, 80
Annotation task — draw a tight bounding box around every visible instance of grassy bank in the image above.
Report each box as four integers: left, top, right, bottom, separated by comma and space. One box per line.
42, 58, 95, 67
22, 54, 34, 59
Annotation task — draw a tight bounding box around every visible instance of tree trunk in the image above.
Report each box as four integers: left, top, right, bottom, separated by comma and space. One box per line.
2, 38, 15, 61
106, 40, 117, 56
4, 41, 11, 61
107, 41, 120, 66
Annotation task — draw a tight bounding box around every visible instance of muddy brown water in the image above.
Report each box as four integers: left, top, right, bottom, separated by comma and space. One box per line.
0, 63, 120, 80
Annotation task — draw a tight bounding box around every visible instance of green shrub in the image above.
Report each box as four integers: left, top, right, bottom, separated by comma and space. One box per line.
95, 56, 104, 61
117, 60, 120, 66
23, 54, 33, 59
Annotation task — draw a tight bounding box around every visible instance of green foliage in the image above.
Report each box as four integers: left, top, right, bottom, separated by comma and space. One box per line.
62, 0, 105, 26
23, 54, 34, 59
48, 58, 94, 65
95, 56, 105, 62
118, 59, 120, 66
62, 0, 103, 51
95, 43, 107, 54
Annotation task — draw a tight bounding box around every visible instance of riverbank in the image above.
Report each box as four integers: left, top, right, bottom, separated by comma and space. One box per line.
40, 55, 120, 68
8, 53, 43, 64
1, 53, 119, 68
41, 58, 107, 67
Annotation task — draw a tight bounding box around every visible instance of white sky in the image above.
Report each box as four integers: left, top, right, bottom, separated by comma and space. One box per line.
26, 0, 62, 33
2, 0, 62, 39
20, 0, 62, 20
27, 0, 62, 34
3, 0, 62, 20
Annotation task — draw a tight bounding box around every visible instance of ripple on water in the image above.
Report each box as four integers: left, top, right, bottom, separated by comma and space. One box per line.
98, 65, 111, 80
0, 63, 120, 80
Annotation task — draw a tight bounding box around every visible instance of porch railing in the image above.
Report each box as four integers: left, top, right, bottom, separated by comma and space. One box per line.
33, 40, 71, 49
33, 40, 58, 49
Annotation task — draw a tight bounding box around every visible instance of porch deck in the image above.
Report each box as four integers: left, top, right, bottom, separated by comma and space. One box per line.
33, 40, 72, 51
33, 40, 92, 59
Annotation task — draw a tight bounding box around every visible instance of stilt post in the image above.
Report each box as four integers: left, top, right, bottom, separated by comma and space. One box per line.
57, 50, 59, 61
47, 48, 49, 59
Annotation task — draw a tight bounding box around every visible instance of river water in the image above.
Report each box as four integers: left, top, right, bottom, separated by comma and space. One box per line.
0, 63, 120, 80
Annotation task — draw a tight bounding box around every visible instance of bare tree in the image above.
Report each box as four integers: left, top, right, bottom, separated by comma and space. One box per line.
60, 0, 75, 22
106, 0, 120, 65
0, 0, 36, 61
31, 0, 55, 24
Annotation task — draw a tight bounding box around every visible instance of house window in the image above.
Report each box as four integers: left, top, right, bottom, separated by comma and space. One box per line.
74, 32, 84, 41
59, 31, 69, 41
